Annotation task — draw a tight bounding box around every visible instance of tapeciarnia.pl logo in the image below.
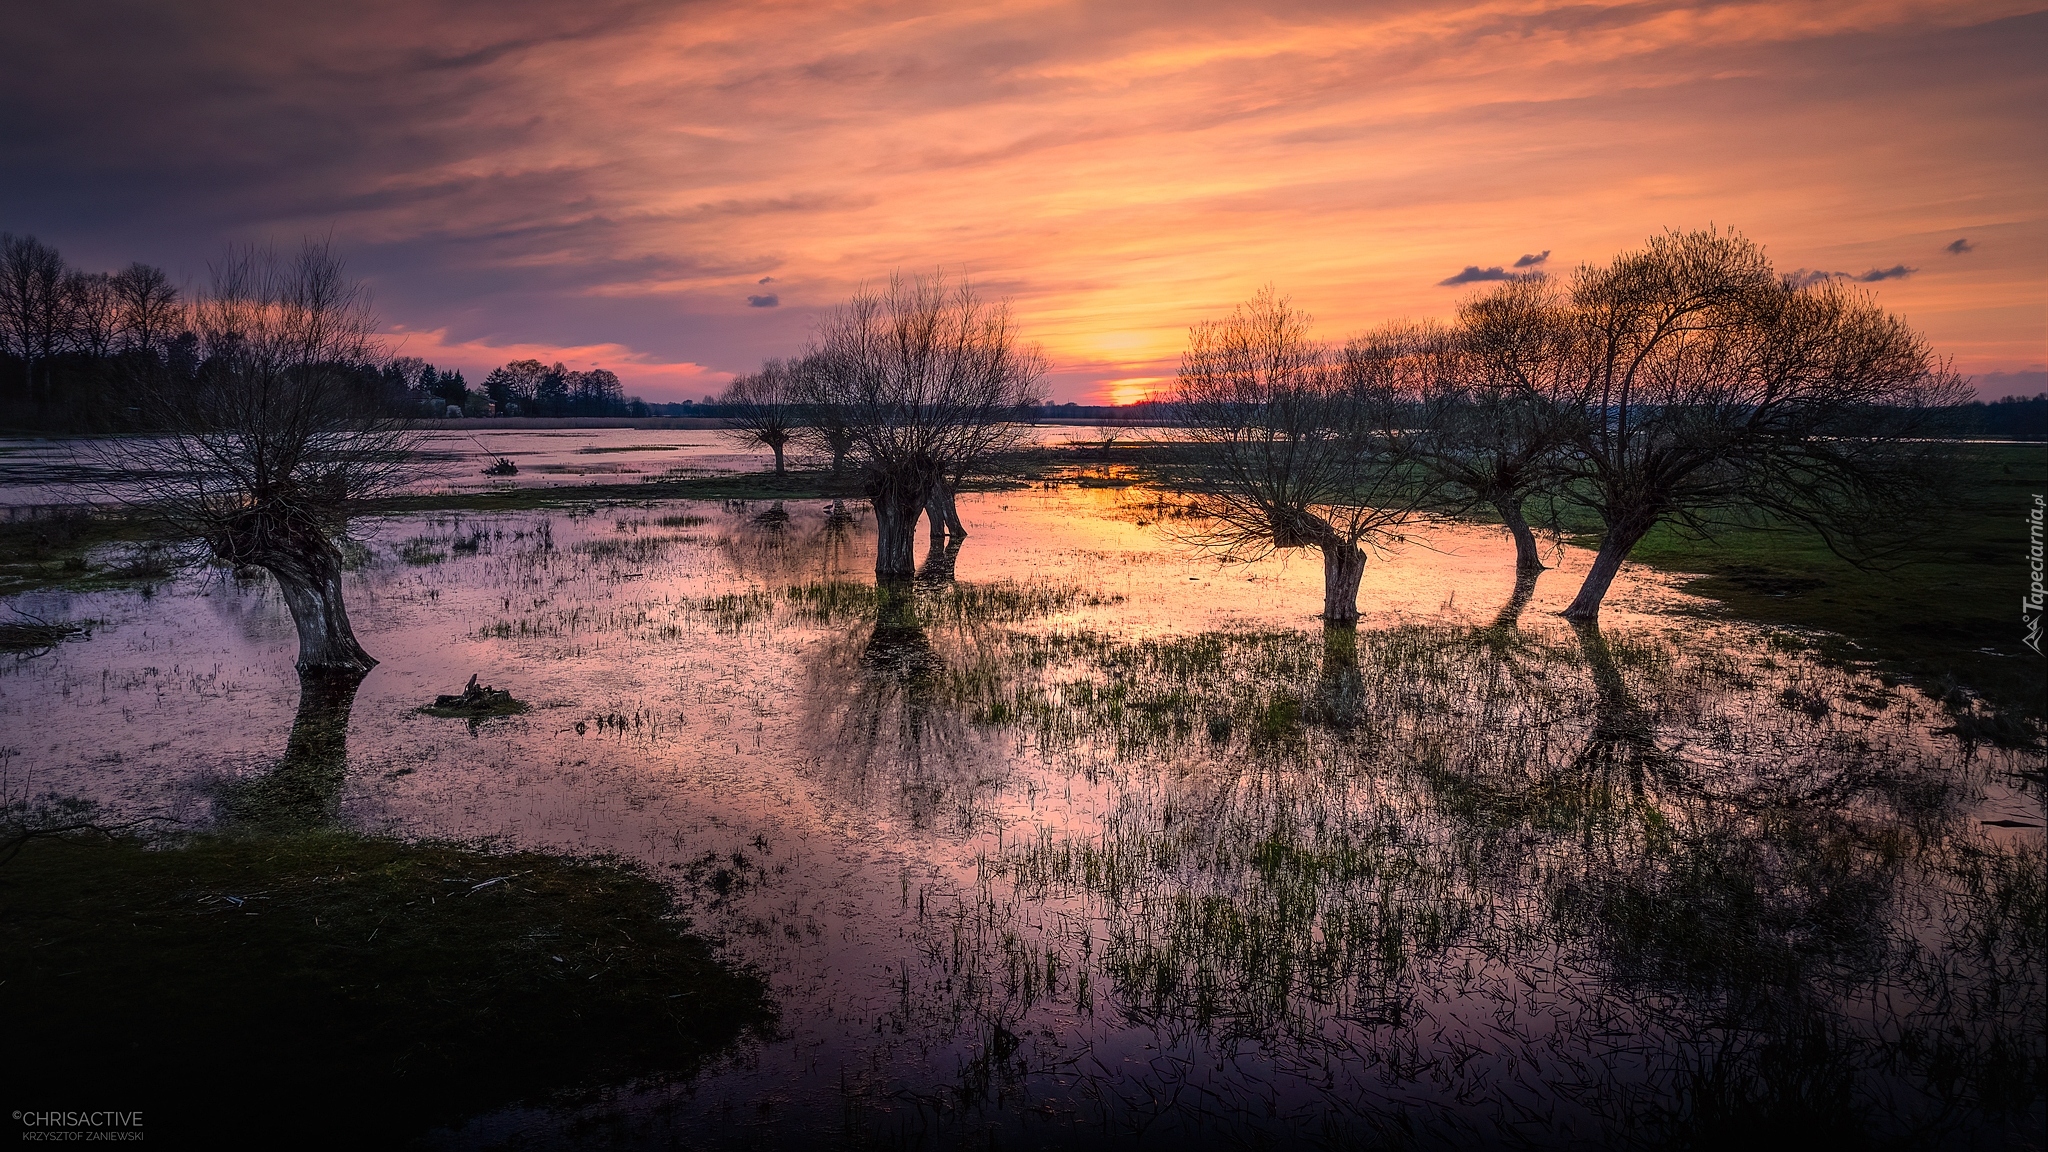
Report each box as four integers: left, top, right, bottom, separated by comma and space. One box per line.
2025, 493, 2044, 656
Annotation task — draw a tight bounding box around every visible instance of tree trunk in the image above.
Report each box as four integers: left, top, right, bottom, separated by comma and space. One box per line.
770, 440, 786, 475
264, 543, 377, 675
1562, 517, 1655, 622
870, 471, 932, 582
1496, 497, 1544, 573
926, 487, 947, 544
1319, 541, 1368, 624
939, 484, 966, 539
924, 481, 967, 543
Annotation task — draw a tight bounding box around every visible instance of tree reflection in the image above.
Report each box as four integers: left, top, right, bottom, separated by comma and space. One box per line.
797, 578, 1004, 832
1571, 618, 1673, 783
217, 668, 364, 829
934, 617, 2042, 1146
716, 500, 868, 584
1487, 566, 1540, 633
1312, 623, 1363, 730
915, 536, 964, 586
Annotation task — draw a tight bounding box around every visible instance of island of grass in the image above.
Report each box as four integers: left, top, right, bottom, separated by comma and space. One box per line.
0, 821, 770, 1145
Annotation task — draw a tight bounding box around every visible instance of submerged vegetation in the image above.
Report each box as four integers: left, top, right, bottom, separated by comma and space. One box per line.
0, 483, 2038, 1146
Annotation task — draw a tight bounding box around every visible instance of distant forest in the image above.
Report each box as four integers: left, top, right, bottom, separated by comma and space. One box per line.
2, 231, 2042, 437
0, 233, 653, 430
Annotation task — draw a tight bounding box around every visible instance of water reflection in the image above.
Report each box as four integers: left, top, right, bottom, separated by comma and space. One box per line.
3, 491, 2037, 1148
1572, 617, 1674, 780
216, 669, 362, 830
916, 536, 964, 585
1488, 566, 1541, 633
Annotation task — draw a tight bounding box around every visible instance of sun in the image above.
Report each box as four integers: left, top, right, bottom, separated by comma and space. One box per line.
1101, 377, 1168, 406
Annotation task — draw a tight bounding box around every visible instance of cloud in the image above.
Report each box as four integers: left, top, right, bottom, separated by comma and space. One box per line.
1513, 250, 1550, 268
1787, 263, 1918, 288
757, 276, 774, 283
1946, 238, 1973, 254
746, 293, 780, 307
1785, 268, 1847, 288
0, 1, 2037, 402
1439, 265, 1541, 286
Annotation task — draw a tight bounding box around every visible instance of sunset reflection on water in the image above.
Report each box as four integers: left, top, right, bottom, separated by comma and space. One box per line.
1, 485, 2039, 1148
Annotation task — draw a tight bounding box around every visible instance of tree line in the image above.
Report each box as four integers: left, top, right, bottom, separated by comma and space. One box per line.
721, 230, 1971, 625
717, 273, 1047, 578
67, 228, 1988, 684
1163, 229, 1967, 623
0, 232, 653, 428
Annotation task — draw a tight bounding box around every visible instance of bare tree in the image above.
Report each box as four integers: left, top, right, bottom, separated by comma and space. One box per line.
1516, 229, 1967, 621
1415, 283, 1583, 574
0, 233, 73, 408
110, 262, 184, 356
1167, 289, 1436, 624
92, 239, 422, 675
787, 350, 859, 479
718, 358, 799, 474
66, 270, 120, 358
804, 273, 1046, 581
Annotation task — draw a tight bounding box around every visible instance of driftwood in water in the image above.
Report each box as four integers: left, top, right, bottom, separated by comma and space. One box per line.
422, 674, 529, 719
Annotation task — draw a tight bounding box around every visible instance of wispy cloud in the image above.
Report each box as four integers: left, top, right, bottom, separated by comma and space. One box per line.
1439, 265, 1542, 286
746, 293, 780, 308
1784, 268, 1846, 288
1946, 238, 1974, 254
0, 0, 2038, 400
1786, 263, 1917, 288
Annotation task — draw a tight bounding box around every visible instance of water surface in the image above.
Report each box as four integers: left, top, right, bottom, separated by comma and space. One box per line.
2, 485, 2039, 1149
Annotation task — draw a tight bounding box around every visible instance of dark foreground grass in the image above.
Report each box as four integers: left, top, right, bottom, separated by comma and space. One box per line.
1619, 442, 2047, 729
0, 826, 770, 1146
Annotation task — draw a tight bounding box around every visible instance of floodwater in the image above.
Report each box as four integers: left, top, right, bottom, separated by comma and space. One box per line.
2, 484, 2041, 1149
0, 426, 1099, 508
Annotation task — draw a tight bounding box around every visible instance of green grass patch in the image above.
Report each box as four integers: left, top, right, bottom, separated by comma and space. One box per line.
1617, 443, 2046, 725
0, 823, 769, 1145
364, 470, 852, 515
0, 511, 170, 596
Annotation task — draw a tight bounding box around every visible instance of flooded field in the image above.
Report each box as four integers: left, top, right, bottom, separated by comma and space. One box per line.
0, 426, 1099, 507
2, 486, 2041, 1149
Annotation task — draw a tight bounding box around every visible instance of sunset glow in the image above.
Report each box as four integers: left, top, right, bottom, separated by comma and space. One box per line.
4, 0, 2042, 401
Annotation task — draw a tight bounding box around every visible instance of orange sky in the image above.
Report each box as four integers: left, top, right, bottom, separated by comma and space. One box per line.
5, 0, 2044, 401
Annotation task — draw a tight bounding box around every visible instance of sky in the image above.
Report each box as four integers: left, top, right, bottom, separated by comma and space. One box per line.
2, 0, 2043, 403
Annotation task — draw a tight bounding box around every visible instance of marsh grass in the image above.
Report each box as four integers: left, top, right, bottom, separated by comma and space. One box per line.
26, 494, 2030, 1146
785, 579, 1123, 626
397, 535, 447, 565
0, 814, 770, 1143
828, 614, 2048, 1145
